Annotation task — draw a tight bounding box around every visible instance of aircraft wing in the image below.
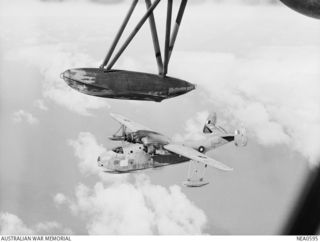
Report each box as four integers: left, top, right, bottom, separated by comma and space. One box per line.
164, 144, 233, 171
110, 113, 154, 132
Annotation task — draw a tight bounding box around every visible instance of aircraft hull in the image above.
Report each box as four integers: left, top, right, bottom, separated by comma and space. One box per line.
99, 153, 190, 174
61, 68, 195, 102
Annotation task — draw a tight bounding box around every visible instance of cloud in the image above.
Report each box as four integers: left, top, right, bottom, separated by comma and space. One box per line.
6, 45, 110, 116
173, 111, 209, 143
67, 132, 127, 181
33, 99, 48, 111
67, 132, 128, 183
63, 132, 207, 235
68, 132, 105, 175
34, 222, 72, 235
60, 176, 206, 235
53, 193, 67, 206
0, 212, 71, 235
12, 110, 39, 125
172, 47, 320, 166
0, 212, 33, 235
136, 176, 207, 235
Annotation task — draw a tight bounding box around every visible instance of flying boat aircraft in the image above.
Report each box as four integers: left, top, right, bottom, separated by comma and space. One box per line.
97, 113, 248, 187
61, 0, 195, 102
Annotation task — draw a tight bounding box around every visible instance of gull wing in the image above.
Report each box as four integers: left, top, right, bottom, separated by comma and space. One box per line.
164, 144, 233, 171
110, 113, 154, 132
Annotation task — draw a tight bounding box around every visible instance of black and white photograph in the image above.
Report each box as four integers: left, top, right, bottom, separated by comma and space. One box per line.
0, 0, 320, 238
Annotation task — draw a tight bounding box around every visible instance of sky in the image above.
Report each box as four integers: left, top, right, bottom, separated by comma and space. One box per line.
0, 0, 320, 235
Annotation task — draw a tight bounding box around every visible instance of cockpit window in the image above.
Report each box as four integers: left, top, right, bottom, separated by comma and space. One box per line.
112, 146, 123, 154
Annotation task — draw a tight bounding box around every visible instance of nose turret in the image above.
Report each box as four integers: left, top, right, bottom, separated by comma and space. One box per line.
97, 151, 118, 172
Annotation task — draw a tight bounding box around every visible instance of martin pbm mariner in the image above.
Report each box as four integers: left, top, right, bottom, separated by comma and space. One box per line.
98, 112, 248, 187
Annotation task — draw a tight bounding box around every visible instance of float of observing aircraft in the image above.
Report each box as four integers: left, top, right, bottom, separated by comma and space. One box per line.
97, 112, 247, 187
61, 0, 195, 102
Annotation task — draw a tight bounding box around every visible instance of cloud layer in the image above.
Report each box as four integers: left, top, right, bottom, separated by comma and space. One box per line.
57, 177, 207, 235
6, 45, 110, 116
0, 212, 71, 235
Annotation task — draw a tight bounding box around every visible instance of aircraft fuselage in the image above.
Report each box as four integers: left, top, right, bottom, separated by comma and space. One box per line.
97, 143, 189, 173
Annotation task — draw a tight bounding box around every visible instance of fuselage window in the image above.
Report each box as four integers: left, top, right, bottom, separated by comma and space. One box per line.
113, 147, 124, 154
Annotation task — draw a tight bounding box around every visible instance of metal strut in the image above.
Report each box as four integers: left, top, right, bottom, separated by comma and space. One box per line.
168, 0, 188, 61
163, 0, 172, 76
145, 0, 164, 75
106, 0, 161, 71
100, 0, 187, 77
100, 0, 138, 69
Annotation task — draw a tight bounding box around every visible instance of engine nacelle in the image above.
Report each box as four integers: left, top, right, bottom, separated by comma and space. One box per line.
141, 136, 153, 146
234, 128, 248, 147
125, 132, 140, 143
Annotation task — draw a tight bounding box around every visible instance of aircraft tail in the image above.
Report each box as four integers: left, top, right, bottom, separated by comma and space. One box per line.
203, 113, 217, 133
203, 112, 227, 135
203, 112, 248, 146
